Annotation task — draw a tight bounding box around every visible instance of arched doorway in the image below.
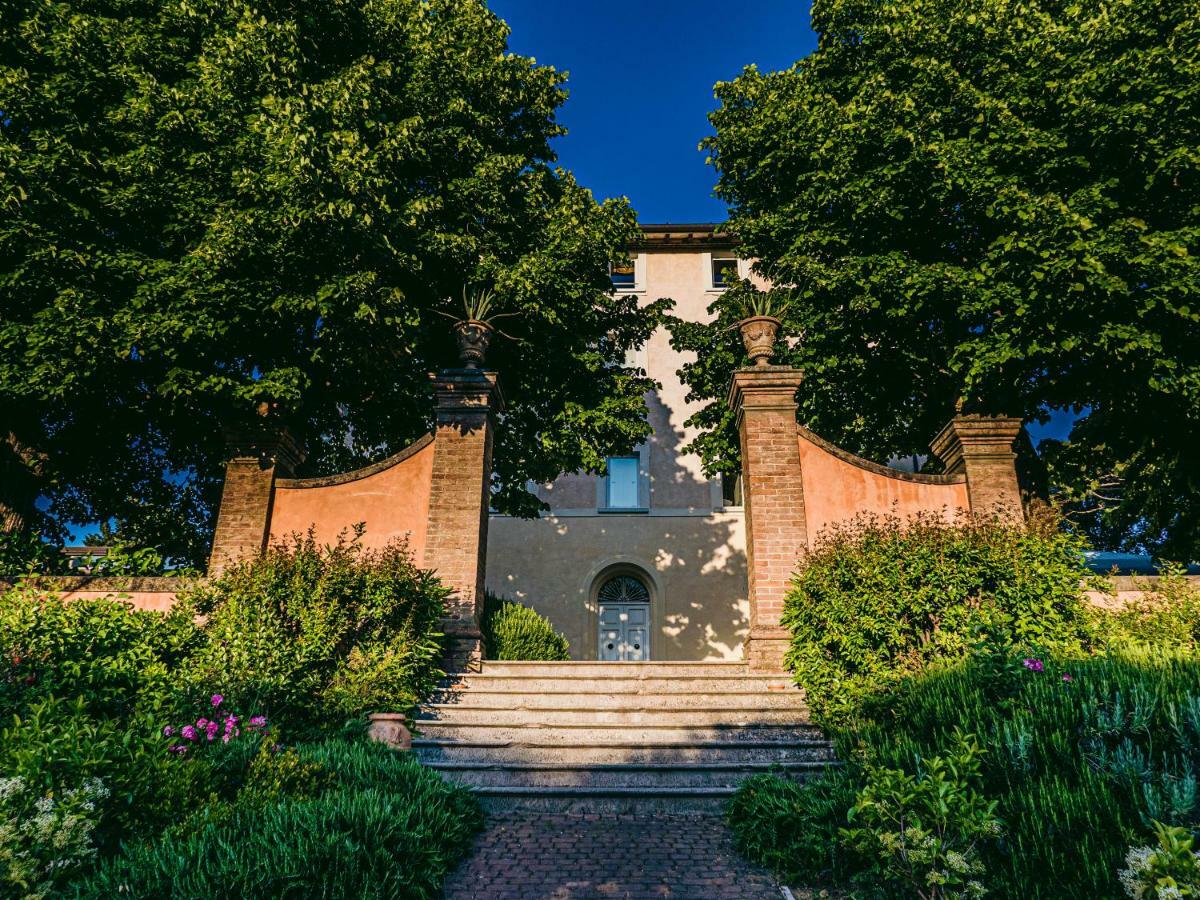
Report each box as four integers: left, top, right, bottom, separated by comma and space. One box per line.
596, 573, 651, 661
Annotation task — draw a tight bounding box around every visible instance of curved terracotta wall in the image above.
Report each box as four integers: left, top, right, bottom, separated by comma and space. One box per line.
798, 428, 969, 543
269, 436, 435, 563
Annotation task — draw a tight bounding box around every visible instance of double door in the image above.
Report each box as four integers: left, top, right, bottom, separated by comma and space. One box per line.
598, 602, 649, 661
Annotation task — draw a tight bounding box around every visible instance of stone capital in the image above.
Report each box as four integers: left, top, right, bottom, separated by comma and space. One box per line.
222, 408, 305, 477
432, 369, 505, 423
930, 415, 1023, 474
727, 366, 804, 428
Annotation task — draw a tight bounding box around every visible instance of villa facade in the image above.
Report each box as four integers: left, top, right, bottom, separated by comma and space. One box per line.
486, 225, 753, 662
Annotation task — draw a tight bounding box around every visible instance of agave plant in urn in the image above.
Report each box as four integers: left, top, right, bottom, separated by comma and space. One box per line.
444, 286, 517, 369
733, 286, 790, 367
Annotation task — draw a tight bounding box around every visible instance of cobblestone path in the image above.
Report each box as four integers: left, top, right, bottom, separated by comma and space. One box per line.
442, 812, 782, 899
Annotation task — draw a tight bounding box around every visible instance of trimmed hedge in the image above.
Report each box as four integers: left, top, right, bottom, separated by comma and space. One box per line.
481, 593, 570, 661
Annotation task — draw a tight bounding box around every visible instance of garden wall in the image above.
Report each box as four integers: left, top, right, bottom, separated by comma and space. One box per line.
269, 434, 435, 560
0, 576, 191, 611
796, 425, 969, 540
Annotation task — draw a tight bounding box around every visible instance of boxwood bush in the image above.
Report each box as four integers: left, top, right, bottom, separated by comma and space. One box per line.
481, 592, 570, 661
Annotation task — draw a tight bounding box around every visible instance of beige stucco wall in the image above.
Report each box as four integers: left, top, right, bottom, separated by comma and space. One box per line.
486, 511, 748, 661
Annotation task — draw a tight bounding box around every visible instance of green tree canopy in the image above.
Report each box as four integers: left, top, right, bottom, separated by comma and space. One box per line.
0, 0, 665, 563
672, 0, 1199, 558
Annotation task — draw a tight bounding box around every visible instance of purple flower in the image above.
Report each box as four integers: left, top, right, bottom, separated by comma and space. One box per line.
181, 725, 197, 741
1062, 673, 1074, 683
224, 715, 239, 732
249, 716, 267, 728
162, 725, 175, 738
169, 744, 188, 755
210, 694, 224, 708
205, 721, 219, 741
196, 718, 209, 730
1023, 658, 1044, 673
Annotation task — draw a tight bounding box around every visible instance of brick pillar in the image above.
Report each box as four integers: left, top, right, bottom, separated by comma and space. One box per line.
930, 415, 1026, 521
207, 414, 304, 574
728, 366, 808, 672
424, 369, 503, 671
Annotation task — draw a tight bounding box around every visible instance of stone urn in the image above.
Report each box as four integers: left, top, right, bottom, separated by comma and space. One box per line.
738, 316, 781, 367
453, 319, 493, 369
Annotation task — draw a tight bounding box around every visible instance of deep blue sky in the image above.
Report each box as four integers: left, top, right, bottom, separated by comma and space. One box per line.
489, 0, 817, 224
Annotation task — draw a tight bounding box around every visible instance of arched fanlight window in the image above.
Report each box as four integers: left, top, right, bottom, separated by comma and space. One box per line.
597, 574, 650, 605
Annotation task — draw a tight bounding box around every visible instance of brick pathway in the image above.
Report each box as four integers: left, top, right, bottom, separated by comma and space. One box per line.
442, 812, 782, 899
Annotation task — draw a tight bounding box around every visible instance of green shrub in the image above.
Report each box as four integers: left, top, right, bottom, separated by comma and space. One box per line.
1102, 565, 1200, 653
481, 592, 570, 661
0, 775, 107, 898
1119, 821, 1200, 898
0, 588, 200, 722
0, 696, 214, 854
842, 729, 1000, 898
782, 511, 1095, 723
178, 532, 449, 738
726, 771, 855, 886
79, 739, 483, 899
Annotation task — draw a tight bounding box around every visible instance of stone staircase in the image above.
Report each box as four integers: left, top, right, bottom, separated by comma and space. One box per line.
409, 661, 834, 812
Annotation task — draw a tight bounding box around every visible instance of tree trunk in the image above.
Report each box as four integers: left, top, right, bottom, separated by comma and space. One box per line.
1, 431, 42, 533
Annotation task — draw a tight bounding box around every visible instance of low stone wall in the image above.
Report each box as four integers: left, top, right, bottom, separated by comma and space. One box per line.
0, 575, 193, 612
1085, 575, 1200, 610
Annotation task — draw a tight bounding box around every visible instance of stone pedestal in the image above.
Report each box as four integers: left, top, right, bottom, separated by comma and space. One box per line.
930, 415, 1025, 521
424, 370, 504, 671
207, 418, 303, 574
728, 367, 808, 672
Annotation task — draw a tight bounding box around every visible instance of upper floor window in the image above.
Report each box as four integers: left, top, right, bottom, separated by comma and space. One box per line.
605, 456, 641, 509
710, 253, 739, 290
611, 253, 640, 291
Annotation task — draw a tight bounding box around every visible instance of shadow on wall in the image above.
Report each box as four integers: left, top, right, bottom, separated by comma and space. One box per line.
486, 389, 749, 662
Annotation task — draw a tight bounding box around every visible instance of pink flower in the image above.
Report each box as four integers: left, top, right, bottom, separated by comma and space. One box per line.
196, 718, 209, 730
210, 694, 224, 708
169, 744, 188, 754
222, 733, 231, 744
249, 716, 267, 728
224, 715, 239, 731
181, 725, 197, 741
1023, 658, 1044, 673
1062, 673, 1074, 683
205, 721, 219, 741
162, 726, 175, 738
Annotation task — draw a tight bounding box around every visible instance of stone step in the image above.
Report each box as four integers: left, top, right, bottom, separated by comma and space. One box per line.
477, 661, 752, 678
465, 785, 740, 814
411, 738, 835, 766
428, 689, 809, 710
426, 759, 829, 789
417, 704, 810, 727
445, 674, 797, 694
410, 721, 822, 745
